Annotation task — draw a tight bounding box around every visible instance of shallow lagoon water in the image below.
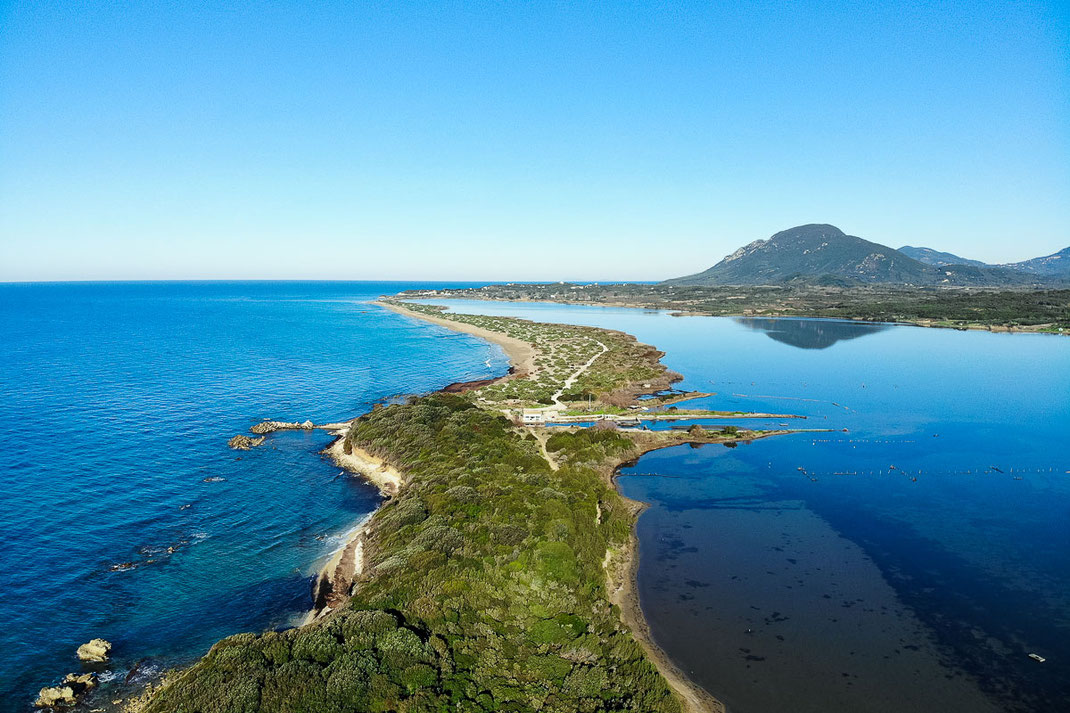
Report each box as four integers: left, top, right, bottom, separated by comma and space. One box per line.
0, 282, 508, 710
429, 299, 1070, 713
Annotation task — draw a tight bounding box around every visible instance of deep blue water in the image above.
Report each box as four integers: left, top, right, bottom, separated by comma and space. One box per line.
428, 299, 1070, 713
0, 282, 509, 711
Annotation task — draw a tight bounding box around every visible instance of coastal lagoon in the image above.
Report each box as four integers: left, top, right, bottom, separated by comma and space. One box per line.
426, 299, 1070, 713
0, 282, 508, 710
2, 285, 1067, 712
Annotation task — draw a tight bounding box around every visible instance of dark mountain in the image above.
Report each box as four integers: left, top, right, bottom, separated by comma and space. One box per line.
999, 247, 1070, 277
666, 225, 927, 285
898, 245, 988, 268
664, 224, 1048, 287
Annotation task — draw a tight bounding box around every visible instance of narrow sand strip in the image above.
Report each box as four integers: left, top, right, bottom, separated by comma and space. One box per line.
377, 300, 537, 377
309, 301, 722, 710
304, 516, 371, 623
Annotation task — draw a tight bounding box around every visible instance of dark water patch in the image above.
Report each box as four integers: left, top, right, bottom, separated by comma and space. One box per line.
627, 498, 1004, 713
810, 495, 1070, 712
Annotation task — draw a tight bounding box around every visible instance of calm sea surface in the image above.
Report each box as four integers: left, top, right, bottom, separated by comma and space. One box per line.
0, 282, 508, 710
428, 299, 1070, 713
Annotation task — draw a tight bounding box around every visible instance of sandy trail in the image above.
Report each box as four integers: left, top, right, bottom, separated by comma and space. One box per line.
530, 428, 559, 471
551, 338, 607, 408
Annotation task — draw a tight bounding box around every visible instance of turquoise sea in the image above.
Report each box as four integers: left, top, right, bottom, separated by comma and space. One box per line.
428, 299, 1070, 713
0, 282, 508, 711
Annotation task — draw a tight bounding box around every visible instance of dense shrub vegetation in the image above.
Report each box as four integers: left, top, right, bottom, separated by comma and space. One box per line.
393, 302, 670, 405
146, 395, 680, 713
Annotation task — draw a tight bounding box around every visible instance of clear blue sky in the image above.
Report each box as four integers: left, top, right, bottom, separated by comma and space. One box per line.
1, 1, 1067, 281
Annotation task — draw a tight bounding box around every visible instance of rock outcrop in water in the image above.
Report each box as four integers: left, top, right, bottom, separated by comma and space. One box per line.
249, 419, 315, 434
35, 673, 96, 707
226, 434, 265, 450
76, 638, 111, 662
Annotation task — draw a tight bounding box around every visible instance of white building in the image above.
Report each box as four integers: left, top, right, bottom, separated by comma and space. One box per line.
521, 409, 545, 425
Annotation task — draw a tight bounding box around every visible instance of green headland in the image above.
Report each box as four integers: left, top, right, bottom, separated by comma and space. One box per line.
139, 300, 805, 713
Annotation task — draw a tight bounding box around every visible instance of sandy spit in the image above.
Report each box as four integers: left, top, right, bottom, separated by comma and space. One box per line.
383, 297, 724, 710
309, 301, 725, 710
377, 299, 538, 377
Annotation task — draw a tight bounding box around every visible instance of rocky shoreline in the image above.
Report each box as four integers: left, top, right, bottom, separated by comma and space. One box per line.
302, 428, 405, 623
34, 640, 111, 708
226, 419, 351, 450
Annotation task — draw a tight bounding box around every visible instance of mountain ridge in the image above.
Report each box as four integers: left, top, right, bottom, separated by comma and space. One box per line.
898, 246, 988, 268
998, 246, 1070, 276
902, 244, 1070, 277
665, 225, 1066, 287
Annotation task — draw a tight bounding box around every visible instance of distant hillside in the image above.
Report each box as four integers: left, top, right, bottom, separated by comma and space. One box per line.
666, 225, 924, 285
999, 247, 1070, 277
900, 245, 1070, 278
665, 224, 1036, 287
898, 245, 988, 268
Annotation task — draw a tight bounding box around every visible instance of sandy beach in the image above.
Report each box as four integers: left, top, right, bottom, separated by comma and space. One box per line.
305, 515, 371, 623
304, 300, 531, 622
377, 300, 538, 377
597, 437, 742, 713
302, 302, 537, 625
605, 523, 725, 713
301, 299, 533, 625
297, 302, 739, 710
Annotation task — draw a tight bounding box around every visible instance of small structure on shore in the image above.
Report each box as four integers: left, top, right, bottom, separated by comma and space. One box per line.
521, 409, 545, 425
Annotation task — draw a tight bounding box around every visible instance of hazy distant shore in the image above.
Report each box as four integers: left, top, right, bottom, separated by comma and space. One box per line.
393, 285, 1069, 335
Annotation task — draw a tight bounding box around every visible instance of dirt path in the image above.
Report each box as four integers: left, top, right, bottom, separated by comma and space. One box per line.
530, 428, 559, 471
551, 338, 607, 408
